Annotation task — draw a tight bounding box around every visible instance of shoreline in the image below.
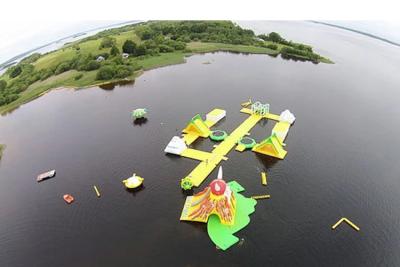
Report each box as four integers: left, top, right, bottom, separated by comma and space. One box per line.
0, 21, 333, 115
0, 48, 333, 115
0, 49, 275, 115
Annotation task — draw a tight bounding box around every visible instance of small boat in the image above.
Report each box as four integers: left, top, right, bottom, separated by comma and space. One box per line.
37, 170, 56, 182
63, 194, 74, 204
122, 173, 144, 189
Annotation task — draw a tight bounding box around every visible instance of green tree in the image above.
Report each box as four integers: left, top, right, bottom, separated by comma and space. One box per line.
110, 45, 120, 56
96, 66, 115, 80
267, 32, 284, 43
0, 80, 7, 90
122, 40, 137, 54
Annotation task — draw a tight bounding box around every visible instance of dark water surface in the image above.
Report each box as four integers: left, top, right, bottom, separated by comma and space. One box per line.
0, 22, 400, 266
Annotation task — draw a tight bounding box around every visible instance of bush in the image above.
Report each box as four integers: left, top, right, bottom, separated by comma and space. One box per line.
55, 62, 72, 75
74, 74, 83, 80
110, 45, 120, 56
4, 94, 19, 104
84, 60, 101, 71
0, 80, 7, 90
39, 69, 55, 81
21, 53, 41, 64
159, 44, 174, 53
110, 56, 124, 65
266, 43, 278, 50
96, 66, 115, 80
134, 44, 146, 56
114, 65, 132, 78
9, 66, 22, 78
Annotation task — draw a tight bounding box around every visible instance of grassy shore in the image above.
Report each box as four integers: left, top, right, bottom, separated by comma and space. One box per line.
0, 42, 286, 114
0, 21, 333, 115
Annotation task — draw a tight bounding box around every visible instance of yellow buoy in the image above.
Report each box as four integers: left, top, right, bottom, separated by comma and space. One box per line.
123, 173, 144, 189
332, 217, 360, 231
261, 172, 267, 186
93, 185, 101, 197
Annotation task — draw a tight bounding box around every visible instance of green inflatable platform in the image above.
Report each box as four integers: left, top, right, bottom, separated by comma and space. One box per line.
207, 181, 257, 250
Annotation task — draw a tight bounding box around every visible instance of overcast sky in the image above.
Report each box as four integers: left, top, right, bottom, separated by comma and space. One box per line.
0, 20, 399, 64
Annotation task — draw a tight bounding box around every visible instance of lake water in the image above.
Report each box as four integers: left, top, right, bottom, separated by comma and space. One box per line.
0, 21, 399, 266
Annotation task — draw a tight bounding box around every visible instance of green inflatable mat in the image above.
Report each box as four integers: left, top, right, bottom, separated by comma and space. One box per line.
207, 181, 257, 250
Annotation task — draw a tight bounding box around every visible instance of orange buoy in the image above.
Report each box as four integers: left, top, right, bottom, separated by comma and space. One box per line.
63, 194, 74, 204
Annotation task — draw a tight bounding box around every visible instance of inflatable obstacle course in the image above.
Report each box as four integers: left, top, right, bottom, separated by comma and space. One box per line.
180, 167, 236, 225
252, 133, 288, 159
207, 180, 257, 250
180, 168, 257, 251
164, 102, 295, 189
182, 114, 211, 145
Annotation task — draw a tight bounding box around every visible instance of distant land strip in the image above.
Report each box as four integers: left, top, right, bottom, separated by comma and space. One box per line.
310, 21, 400, 48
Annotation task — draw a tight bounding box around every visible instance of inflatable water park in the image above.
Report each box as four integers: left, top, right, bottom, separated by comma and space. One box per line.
164, 100, 300, 250
164, 101, 296, 190
35, 99, 360, 251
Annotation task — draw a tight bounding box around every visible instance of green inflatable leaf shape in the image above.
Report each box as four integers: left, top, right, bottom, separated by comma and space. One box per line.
207, 181, 257, 251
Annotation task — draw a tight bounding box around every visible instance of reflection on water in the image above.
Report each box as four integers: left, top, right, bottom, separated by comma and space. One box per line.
99, 79, 135, 90
133, 117, 148, 126
0, 22, 400, 266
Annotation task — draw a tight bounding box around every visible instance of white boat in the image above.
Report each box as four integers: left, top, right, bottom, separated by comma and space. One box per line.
37, 170, 56, 182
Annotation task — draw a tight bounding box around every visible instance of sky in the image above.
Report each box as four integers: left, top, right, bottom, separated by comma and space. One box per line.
0, 20, 399, 65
